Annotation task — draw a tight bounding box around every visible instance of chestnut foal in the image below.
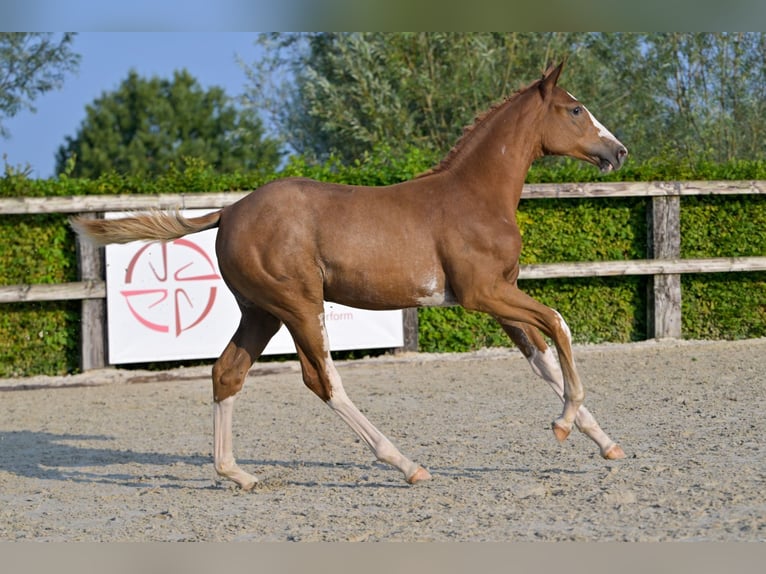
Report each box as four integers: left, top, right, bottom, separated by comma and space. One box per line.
72, 62, 627, 489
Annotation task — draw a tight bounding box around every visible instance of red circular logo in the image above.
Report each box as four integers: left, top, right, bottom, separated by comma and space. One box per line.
120, 239, 221, 336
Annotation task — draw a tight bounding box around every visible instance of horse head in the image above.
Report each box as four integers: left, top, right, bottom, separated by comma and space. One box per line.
538, 62, 628, 173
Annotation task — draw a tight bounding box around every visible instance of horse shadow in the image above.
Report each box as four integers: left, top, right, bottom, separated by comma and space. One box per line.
0, 430, 215, 489
0, 430, 402, 489
0, 430, 580, 490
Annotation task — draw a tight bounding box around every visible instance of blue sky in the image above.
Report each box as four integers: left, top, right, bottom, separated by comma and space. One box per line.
1, 33, 264, 178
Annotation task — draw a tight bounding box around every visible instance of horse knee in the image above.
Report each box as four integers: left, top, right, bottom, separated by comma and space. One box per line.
550, 309, 573, 345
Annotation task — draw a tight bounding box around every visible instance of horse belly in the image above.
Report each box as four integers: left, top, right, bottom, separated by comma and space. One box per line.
322, 257, 453, 311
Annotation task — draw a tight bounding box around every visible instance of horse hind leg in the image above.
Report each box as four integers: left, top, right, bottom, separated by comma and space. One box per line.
289, 310, 431, 484
212, 306, 282, 490
500, 320, 625, 460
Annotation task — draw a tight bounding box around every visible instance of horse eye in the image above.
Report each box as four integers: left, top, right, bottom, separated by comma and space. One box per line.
572, 106, 582, 116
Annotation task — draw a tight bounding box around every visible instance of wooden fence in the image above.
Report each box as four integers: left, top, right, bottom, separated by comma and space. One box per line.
2, 180, 765, 371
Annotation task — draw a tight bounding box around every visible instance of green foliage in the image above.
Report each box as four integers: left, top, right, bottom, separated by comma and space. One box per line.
516, 198, 647, 264
279, 144, 438, 185
0, 33, 80, 137
55, 69, 281, 178
680, 273, 766, 339
1, 151, 765, 375
0, 302, 80, 377
418, 306, 509, 353
681, 195, 766, 258
522, 278, 648, 344
0, 211, 81, 377
0, 157, 274, 199
244, 33, 766, 167
679, 195, 766, 340
248, 32, 624, 162
0, 214, 76, 285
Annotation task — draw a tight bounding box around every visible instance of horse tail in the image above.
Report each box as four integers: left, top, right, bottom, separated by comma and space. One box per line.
70, 209, 222, 246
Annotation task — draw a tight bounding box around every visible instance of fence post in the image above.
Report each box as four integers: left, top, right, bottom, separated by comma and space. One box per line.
399, 308, 419, 353
76, 213, 107, 370
647, 189, 682, 339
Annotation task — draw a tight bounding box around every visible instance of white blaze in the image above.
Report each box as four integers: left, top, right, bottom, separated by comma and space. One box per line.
585, 107, 621, 144
566, 90, 622, 145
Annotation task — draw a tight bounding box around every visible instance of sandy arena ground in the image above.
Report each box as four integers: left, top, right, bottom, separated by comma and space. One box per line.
1, 338, 764, 541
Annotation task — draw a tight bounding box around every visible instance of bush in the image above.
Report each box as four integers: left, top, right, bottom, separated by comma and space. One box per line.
1, 151, 764, 375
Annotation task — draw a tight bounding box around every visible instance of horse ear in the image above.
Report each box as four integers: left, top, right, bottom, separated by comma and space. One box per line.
539, 61, 565, 99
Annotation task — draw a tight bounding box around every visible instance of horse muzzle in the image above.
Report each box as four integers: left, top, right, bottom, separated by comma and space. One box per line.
596, 143, 628, 173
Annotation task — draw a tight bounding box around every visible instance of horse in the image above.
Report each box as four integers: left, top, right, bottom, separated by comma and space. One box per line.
71, 62, 628, 489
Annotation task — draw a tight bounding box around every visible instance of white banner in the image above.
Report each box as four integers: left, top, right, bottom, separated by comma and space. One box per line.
105, 210, 404, 364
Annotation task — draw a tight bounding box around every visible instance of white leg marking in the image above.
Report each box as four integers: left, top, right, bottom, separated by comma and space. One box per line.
327, 378, 420, 478
549, 309, 583, 435
318, 315, 427, 482
527, 346, 618, 456
552, 309, 572, 344
213, 396, 258, 489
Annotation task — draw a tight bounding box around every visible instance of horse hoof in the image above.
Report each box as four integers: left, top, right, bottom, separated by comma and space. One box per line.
602, 443, 626, 460
240, 479, 258, 491
552, 420, 571, 442
217, 467, 259, 491
406, 467, 432, 484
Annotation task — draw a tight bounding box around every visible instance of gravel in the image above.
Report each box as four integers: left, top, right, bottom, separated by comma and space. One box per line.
1, 338, 764, 541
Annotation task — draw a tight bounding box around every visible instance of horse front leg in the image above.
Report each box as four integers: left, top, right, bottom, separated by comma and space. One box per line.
499, 320, 625, 459
467, 284, 587, 443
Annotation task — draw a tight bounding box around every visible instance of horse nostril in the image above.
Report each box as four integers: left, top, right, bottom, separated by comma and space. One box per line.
617, 147, 628, 159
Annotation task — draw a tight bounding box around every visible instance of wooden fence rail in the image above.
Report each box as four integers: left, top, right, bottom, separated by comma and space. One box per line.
2, 180, 765, 371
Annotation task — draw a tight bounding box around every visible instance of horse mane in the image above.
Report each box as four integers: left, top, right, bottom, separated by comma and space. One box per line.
417, 77, 543, 179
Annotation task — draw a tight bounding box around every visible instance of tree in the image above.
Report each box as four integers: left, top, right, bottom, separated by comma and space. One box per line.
56, 69, 281, 178
242, 32, 766, 167
641, 32, 766, 164
0, 33, 80, 138
244, 33, 642, 163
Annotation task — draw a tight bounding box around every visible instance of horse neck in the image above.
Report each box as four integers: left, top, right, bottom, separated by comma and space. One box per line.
447, 91, 545, 206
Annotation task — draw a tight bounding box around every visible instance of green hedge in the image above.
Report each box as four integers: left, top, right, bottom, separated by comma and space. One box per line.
1, 153, 764, 376
0, 210, 80, 377
679, 194, 766, 340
